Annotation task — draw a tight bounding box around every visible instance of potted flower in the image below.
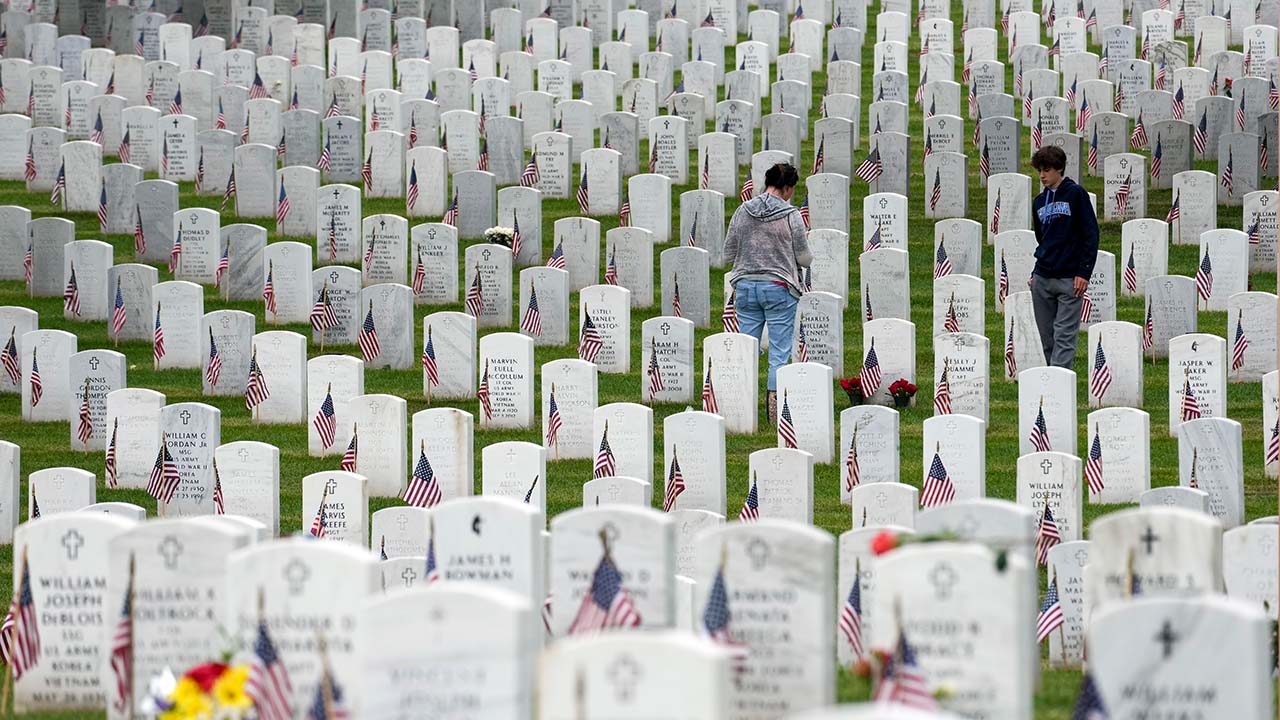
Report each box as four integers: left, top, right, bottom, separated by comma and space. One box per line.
483, 226, 516, 250
888, 379, 917, 407
838, 376, 863, 406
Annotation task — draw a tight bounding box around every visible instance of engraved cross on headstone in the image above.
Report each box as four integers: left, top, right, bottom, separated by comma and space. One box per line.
607, 655, 642, 703
284, 558, 311, 594
1154, 619, 1179, 659
401, 567, 418, 586
326, 478, 339, 493
61, 529, 85, 560
1040, 459, 1054, 475
88, 356, 100, 370
929, 562, 958, 600
158, 535, 184, 569
1140, 525, 1160, 555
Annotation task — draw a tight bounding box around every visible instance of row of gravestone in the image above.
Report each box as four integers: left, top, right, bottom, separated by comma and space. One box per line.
1, 499, 1274, 717
0, 322, 1262, 538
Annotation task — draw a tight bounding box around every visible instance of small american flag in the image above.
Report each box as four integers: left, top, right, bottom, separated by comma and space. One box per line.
108, 557, 133, 712
811, 136, 825, 174
545, 385, 563, 448
778, 391, 798, 448
854, 147, 883, 183
318, 136, 331, 170
478, 360, 492, 421
567, 539, 642, 634
313, 386, 337, 449
263, 261, 277, 316
2, 550, 40, 681
521, 148, 540, 187
1036, 576, 1065, 642
1166, 190, 1181, 225
91, 110, 104, 144
1079, 291, 1094, 323
998, 251, 1010, 305
604, 247, 619, 285
29, 349, 43, 406
63, 263, 80, 316
1, 330, 17, 387
169, 223, 183, 274
944, 294, 960, 333
662, 451, 684, 511
153, 303, 166, 364
245, 348, 270, 410
796, 321, 809, 363
325, 217, 338, 260
411, 249, 427, 295
844, 430, 860, 492
205, 328, 222, 387
310, 284, 338, 332
1031, 112, 1043, 150
1193, 111, 1208, 156
934, 360, 952, 415
859, 341, 882, 398
1173, 83, 1185, 119
1266, 418, 1280, 467
212, 460, 225, 514
546, 241, 566, 269
1115, 172, 1131, 215
424, 522, 441, 583
477, 135, 489, 171
361, 151, 373, 190
276, 182, 290, 227
873, 631, 937, 710
866, 221, 883, 251
646, 339, 665, 400
147, 433, 181, 504
933, 239, 952, 278
1085, 426, 1105, 495
1089, 341, 1113, 400
702, 554, 738, 650
1195, 247, 1213, 303
1088, 127, 1099, 172
700, 155, 710, 189
1236, 94, 1247, 131
221, 168, 236, 212
76, 380, 92, 446
511, 214, 523, 260
23, 140, 36, 183
980, 140, 991, 178
422, 326, 440, 389
168, 86, 183, 115
97, 182, 109, 232
50, 160, 65, 205
799, 196, 810, 229
1130, 111, 1148, 148
1232, 311, 1249, 371
464, 270, 485, 318
1221, 148, 1234, 195
1029, 400, 1052, 451
722, 292, 739, 332
921, 445, 955, 507
405, 442, 443, 507
579, 308, 604, 363
310, 483, 332, 536
1181, 372, 1201, 422
105, 418, 119, 486
521, 283, 543, 336
1035, 504, 1061, 565
443, 191, 459, 226
702, 358, 719, 413
133, 205, 146, 255
671, 275, 683, 317
739, 178, 754, 202
1248, 213, 1262, 246
406, 162, 419, 210
738, 475, 760, 521
1151, 135, 1163, 178
592, 422, 616, 478
576, 164, 590, 213
247, 616, 293, 720
839, 568, 863, 659
358, 303, 381, 363
1123, 249, 1138, 294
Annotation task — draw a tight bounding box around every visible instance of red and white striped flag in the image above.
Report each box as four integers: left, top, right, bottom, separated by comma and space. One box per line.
777, 390, 798, 449
1035, 504, 1061, 565
662, 451, 684, 511
702, 358, 719, 413
1085, 426, 1105, 496
567, 538, 642, 634
934, 360, 952, 415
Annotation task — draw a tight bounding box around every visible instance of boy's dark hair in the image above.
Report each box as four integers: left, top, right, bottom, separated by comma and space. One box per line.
1030, 146, 1067, 172
764, 163, 800, 189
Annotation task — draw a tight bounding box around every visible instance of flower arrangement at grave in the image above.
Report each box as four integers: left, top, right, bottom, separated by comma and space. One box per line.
838, 376, 863, 406
888, 379, 918, 407
141, 661, 254, 720
483, 225, 516, 249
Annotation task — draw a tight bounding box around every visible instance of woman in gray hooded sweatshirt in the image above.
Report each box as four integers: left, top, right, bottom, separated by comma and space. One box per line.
722, 163, 813, 424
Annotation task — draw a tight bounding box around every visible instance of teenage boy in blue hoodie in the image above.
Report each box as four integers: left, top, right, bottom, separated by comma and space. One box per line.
1029, 146, 1099, 368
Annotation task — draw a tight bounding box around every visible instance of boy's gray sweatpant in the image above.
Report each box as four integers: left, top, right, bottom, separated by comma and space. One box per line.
1031, 275, 1083, 369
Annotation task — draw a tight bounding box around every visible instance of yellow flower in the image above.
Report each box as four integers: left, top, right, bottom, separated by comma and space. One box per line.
160, 677, 213, 719
213, 665, 253, 710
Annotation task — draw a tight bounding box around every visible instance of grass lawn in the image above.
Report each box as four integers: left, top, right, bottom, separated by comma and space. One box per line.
0, 9, 1275, 719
